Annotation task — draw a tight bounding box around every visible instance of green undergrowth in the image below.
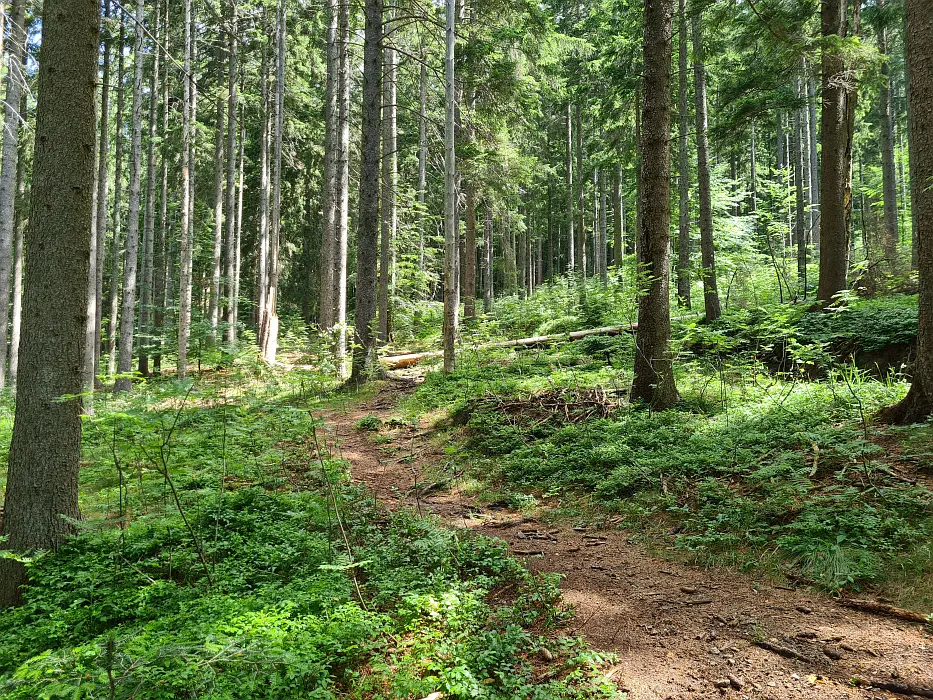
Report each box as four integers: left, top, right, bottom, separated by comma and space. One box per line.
407, 337, 933, 603
0, 358, 621, 699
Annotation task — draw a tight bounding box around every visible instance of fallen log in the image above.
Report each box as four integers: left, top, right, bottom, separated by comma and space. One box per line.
382, 315, 701, 370
852, 676, 933, 698
839, 598, 931, 624
752, 640, 817, 664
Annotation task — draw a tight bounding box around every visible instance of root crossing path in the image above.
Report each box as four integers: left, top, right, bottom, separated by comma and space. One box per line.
320, 377, 933, 700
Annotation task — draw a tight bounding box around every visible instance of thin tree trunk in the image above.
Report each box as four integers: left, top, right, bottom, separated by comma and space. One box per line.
114, 0, 146, 393
92, 1, 112, 385
632, 0, 678, 409
320, 0, 338, 330
107, 15, 125, 379
442, 0, 459, 374
750, 120, 758, 223
776, 110, 785, 171
794, 89, 808, 295
208, 98, 224, 342
256, 45, 271, 343
352, 0, 383, 381
177, 0, 194, 379
565, 103, 574, 272
0, 0, 27, 388
575, 102, 585, 278
598, 168, 608, 285
138, 3, 161, 377
224, 1, 238, 343
378, 23, 397, 342
7, 124, 26, 385
546, 174, 555, 279
692, 11, 721, 322
817, 0, 859, 304
612, 167, 623, 267
464, 181, 478, 318
806, 63, 820, 249
334, 0, 350, 378
153, 0, 170, 375
261, 0, 285, 364
878, 1, 899, 268
0, 0, 99, 608
633, 81, 642, 257
417, 50, 428, 273
677, 0, 691, 307
483, 204, 493, 312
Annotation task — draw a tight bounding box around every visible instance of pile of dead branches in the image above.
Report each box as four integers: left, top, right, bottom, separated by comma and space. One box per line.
470, 386, 627, 426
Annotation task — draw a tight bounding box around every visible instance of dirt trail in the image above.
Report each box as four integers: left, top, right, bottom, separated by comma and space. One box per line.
320, 377, 933, 700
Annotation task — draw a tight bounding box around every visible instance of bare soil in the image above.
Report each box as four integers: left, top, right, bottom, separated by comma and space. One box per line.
319, 377, 933, 700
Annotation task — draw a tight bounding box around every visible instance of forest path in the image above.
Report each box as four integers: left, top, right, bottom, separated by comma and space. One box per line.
319, 375, 932, 700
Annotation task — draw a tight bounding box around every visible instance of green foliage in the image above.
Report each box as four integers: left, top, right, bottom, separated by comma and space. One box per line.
0, 367, 621, 699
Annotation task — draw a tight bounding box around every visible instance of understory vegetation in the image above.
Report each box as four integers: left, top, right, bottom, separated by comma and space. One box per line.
0, 361, 619, 699
403, 287, 933, 606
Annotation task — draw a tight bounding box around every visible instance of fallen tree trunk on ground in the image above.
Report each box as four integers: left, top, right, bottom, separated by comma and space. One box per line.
382, 315, 701, 370
839, 598, 931, 624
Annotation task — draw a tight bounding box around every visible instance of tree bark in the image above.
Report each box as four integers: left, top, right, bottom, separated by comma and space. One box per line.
442, 0, 459, 374
631, 0, 678, 410
108, 17, 126, 378
878, 1, 899, 269
691, 11, 721, 322
794, 93, 808, 295
378, 24, 397, 342
153, 0, 170, 375
351, 0, 383, 381
138, 4, 161, 377
612, 167, 624, 267
177, 0, 194, 380
483, 204, 493, 312
334, 0, 351, 378
464, 181, 478, 318
0, 0, 99, 608
256, 45, 271, 344
0, 0, 27, 388
319, 0, 339, 331
565, 102, 575, 273
575, 102, 585, 279
209, 98, 225, 343
7, 118, 26, 385
879, 0, 933, 423
114, 0, 146, 393
817, 0, 859, 305
261, 0, 285, 364
677, 0, 691, 308
224, 1, 238, 343
598, 168, 608, 285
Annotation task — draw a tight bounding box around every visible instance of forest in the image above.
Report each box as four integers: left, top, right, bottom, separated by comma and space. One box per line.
0, 0, 931, 697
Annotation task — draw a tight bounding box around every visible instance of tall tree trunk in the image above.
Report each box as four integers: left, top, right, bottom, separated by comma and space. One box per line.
92, 2, 112, 385
209, 98, 225, 342
776, 110, 785, 171
334, 0, 351, 378
464, 181, 478, 318
177, 0, 194, 379
692, 11, 721, 322
0, 0, 27, 388
7, 123, 26, 385
546, 174, 555, 279
417, 51, 428, 273
633, 81, 642, 257
114, 0, 146, 393
108, 18, 127, 378
878, 1, 899, 268
598, 168, 608, 285
612, 167, 623, 266
153, 0, 170, 375
879, 0, 933, 422
565, 103, 574, 273
575, 102, 585, 279
351, 0, 383, 381
677, 0, 691, 307
378, 24, 397, 342
483, 204, 493, 312
750, 120, 758, 224
442, 0, 459, 374
138, 4, 161, 378
256, 46, 271, 343
806, 63, 820, 249
224, 1, 238, 343
319, 0, 338, 330
817, 0, 859, 305
631, 0, 678, 410
794, 88, 808, 295
261, 0, 285, 364
0, 0, 99, 608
